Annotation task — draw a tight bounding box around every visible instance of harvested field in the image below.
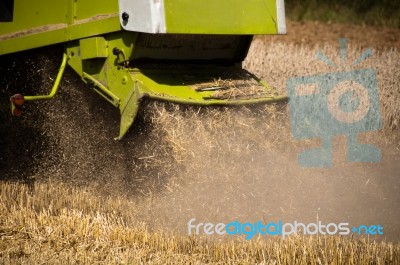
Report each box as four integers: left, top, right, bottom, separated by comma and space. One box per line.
1, 182, 399, 264
0, 20, 399, 263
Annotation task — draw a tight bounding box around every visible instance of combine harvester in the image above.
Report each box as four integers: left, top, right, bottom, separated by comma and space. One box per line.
1, 0, 286, 139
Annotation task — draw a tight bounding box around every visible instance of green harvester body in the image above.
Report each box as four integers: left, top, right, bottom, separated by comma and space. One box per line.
1, 0, 286, 139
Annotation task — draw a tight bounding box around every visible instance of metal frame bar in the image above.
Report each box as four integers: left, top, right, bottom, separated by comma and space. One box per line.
24, 53, 68, 101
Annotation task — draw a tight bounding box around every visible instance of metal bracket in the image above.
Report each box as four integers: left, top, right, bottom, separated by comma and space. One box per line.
10, 53, 68, 115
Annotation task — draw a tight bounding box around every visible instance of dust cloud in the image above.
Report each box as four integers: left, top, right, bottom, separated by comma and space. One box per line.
0, 36, 399, 241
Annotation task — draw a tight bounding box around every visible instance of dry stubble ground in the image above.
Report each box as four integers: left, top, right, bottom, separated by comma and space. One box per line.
0, 21, 399, 263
